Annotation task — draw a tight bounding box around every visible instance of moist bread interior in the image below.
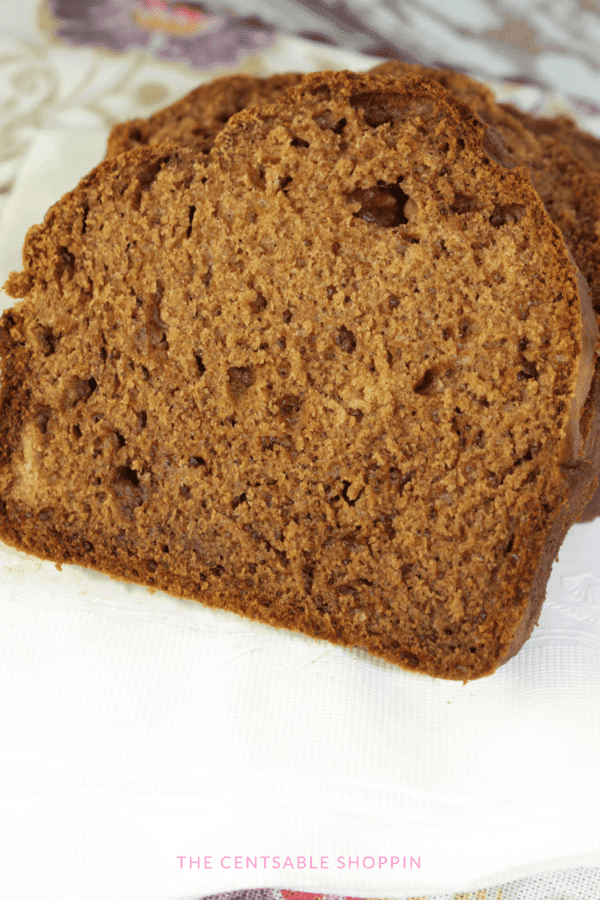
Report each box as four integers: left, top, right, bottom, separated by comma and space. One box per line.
2, 71, 599, 679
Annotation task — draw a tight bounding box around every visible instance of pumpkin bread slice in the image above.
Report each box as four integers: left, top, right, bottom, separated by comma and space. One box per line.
2, 71, 599, 679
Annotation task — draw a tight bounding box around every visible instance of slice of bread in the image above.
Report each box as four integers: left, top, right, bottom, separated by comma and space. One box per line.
106, 72, 303, 158
2, 71, 599, 679
108, 62, 600, 312
106, 63, 600, 522
373, 62, 600, 312
500, 106, 600, 175
373, 61, 600, 521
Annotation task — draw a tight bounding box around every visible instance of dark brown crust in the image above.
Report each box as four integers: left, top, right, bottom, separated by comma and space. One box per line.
2, 71, 599, 680
579, 361, 600, 521
501, 360, 600, 666
502, 106, 600, 520
0, 311, 31, 477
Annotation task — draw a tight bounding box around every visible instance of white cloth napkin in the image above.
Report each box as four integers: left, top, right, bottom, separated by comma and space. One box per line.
1, 125, 600, 900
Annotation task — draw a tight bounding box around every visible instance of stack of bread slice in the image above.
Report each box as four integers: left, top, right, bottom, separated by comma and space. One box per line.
1, 65, 599, 679
105, 60, 600, 522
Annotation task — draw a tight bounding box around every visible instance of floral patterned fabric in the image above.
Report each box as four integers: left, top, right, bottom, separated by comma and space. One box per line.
39, 0, 600, 108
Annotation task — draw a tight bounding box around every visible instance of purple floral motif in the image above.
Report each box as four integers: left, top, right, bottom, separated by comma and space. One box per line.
572, 97, 600, 117
49, 0, 276, 69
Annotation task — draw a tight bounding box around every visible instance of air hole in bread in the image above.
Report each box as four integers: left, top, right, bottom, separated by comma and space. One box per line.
348, 408, 364, 423
186, 205, 195, 238
413, 368, 436, 394
302, 564, 315, 593
138, 154, 170, 194
347, 181, 410, 227
389, 468, 413, 493
63, 376, 95, 408
450, 192, 477, 214
36, 327, 57, 356
278, 394, 302, 423
232, 492, 247, 509
308, 82, 331, 98
194, 353, 206, 375
517, 361, 538, 380
336, 325, 356, 353
228, 366, 255, 400
349, 90, 403, 128
489, 203, 525, 227
56, 246, 75, 279
250, 292, 267, 313
341, 480, 363, 506
314, 110, 347, 133
115, 466, 139, 487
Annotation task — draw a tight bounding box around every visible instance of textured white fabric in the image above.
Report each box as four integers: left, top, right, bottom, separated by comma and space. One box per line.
1, 42, 600, 900
372, 864, 600, 899
488, 867, 600, 900
212, 878, 600, 900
